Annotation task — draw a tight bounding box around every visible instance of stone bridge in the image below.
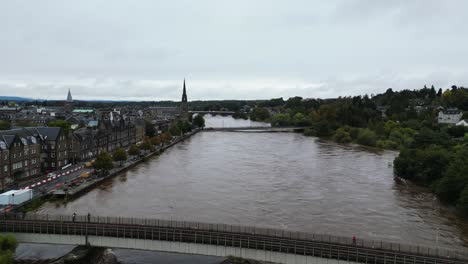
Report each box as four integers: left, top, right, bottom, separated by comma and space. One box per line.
1, 214, 467, 264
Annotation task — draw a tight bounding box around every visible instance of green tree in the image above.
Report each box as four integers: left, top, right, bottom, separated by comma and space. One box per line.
144, 119, 156, 137
128, 144, 140, 156
112, 147, 128, 167
12, 170, 24, 186
292, 112, 311, 126
169, 124, 182, 136
250, 107, 271, 121
140, 138, 152, 151
356, 129, 377, 147
332, 128, 352, 143
193, 114, 206, 128
48, 120, 72, 133
457, 185, 468, 214
93, 151, 114, 175
435, 147, 468, 203
270, 113, 292, 127
0, 121, 11, 130
150, 136, 162, 147
0, 234, 18, 264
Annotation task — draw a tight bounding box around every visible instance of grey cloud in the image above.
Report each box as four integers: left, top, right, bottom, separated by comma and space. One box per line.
0, 0, 467, 100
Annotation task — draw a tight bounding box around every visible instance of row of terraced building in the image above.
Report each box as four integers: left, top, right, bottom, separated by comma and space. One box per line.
0, 115, 145, 191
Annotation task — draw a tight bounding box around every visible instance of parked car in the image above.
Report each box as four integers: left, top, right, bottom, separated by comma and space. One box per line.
47, 173, 57, 178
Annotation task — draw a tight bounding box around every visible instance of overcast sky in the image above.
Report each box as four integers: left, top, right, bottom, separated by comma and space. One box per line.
0, 0, 467, 101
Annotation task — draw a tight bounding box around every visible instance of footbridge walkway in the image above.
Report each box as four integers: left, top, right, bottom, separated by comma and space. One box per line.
1, 214, 467, 264
204, 126, 307, 132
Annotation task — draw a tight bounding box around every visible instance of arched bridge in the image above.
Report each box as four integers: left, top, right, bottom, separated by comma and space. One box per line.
1, 214, 467, 264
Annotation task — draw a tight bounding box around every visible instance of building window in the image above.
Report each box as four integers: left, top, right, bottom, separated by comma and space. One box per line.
3, 165, 7, 172
51, 162, 55, 167
24, 160, 28, 166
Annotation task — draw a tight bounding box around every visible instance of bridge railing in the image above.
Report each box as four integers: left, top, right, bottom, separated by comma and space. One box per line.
2, 213, 468, 261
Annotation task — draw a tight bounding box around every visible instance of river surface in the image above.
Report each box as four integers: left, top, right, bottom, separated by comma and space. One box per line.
28, 115, 468, 262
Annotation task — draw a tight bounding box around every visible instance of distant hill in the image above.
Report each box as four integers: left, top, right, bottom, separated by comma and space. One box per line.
0, 96, 36, 101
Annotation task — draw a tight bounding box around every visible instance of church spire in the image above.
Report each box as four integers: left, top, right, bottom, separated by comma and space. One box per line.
182, 79, 187, 103
66, 89, 73, 102
181, 79, 188, 113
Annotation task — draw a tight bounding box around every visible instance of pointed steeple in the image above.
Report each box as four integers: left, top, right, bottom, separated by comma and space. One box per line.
182, 79, 187, 103
181, 79, 188, 113
66, 89, 73, 102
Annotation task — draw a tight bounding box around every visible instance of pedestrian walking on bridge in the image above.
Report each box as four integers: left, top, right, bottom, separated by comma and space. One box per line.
72, 212, 76, 222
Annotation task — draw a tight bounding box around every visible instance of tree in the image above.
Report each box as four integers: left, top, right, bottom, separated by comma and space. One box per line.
160, 133, 172, 143
0, 234, 18, 264
193, 114, 205, 128
128, 145, 140, 156
356, 128, 377, 147
250, 107, 271, 121
12, 170, 24, 186
140, 138, 152, 151
333, 128, 352, 143
457, 185, 468, 214
0, 121, 11, 130
168, 124, 182, 137
270, 113, 292, 127
150, 136, 162, 147
144, 119, 156, 137
93, 152, 114, 175
112, 148, 128, 167
437, 88, 443, 97
48, 120, 72, 133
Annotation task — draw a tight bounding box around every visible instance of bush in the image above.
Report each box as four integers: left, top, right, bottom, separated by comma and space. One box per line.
0, 234, 18, 264
376, 139, 399, 150
270, 113, 292, 127
333, 128, 352, 143
457, 185, 468, 214
349, 127, 360, 140
356, 129, 377, 147
303, 128, 316, 137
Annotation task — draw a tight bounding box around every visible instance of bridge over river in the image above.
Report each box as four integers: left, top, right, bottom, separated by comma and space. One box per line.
204, 126, 307, 132
2, 214, 467, 264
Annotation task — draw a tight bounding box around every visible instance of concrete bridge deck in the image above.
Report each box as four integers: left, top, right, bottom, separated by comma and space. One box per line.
204, 126, 306, 132
1, 214, 467, 264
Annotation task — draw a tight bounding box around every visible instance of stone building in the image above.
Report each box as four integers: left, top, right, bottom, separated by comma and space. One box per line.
0, 132, 41, 190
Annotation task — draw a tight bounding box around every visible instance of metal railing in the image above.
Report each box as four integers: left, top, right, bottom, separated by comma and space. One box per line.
1, 213, 467, 264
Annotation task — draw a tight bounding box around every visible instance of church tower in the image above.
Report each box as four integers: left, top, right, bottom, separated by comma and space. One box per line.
64, 89, 74, 113
180, 79, 188, 113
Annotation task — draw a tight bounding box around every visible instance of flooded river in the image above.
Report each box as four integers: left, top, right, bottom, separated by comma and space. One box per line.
25, 116, 468, 262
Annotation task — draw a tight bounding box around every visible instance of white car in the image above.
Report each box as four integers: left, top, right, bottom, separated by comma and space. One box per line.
47, 173, 57, 178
